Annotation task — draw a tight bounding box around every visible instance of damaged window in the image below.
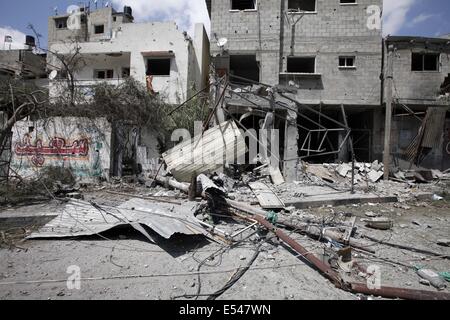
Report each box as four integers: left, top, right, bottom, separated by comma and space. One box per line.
287, 57, 316, 73
231, 0, 257, 11
340, 0, 357, 4
288, 0, 316, 12
94, 69, 114, 79
55, 17, 68, 29
94, 25, 105, 34
122, 67, 130, 78
147, 58, 171, 76
339, 56, 356, 68
230, 55, 260, 84
412, 53, 440, 72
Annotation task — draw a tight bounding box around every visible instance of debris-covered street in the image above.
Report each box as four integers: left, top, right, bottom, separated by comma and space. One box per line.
1, 0, 450, 306
1, 170, 449, 300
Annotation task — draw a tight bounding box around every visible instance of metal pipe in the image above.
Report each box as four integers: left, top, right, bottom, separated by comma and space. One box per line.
348, 282, 450, 300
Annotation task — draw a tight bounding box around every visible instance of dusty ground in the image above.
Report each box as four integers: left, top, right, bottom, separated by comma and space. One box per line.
0, 183, 449, 300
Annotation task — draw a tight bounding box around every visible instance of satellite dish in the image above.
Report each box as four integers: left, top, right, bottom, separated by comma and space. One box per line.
49, 70, 58, 80
217, 38, 228, 48
67, 4, 80, 14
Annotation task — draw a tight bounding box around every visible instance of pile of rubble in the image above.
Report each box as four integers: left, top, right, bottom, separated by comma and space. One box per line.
326, 160, 385, 183
315, 160, 450, 185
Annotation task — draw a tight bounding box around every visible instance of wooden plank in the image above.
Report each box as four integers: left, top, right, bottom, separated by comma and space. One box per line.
248, 182, 285, 209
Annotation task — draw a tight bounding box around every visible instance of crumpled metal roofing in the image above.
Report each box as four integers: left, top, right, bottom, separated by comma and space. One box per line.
28, 198, 208, 241
162, 120, 247, 183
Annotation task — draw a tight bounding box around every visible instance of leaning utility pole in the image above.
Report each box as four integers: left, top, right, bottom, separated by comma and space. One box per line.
383, 45, 394, 180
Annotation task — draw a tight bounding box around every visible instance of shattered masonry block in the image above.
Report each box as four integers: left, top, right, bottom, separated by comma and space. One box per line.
368, 170, 384, 183
336, 164, 352, 177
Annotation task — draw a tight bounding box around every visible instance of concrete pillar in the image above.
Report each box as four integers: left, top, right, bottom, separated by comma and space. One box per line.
338, 110, 349, 162
283, 104, 299, 182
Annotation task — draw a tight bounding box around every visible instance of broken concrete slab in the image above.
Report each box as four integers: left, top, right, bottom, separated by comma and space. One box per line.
284, 194, 398, 209
368, 170, 384, 183
249, 182, 285, 209
337, 164, 352, 177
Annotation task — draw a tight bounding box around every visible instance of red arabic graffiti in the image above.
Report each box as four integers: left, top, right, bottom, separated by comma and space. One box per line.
15, 135, 89, 167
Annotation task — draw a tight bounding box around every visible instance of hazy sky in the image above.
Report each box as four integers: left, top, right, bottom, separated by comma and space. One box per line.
0, 0, 449, 50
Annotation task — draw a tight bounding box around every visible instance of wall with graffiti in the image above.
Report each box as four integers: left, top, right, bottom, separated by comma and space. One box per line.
10, 117, 112, 180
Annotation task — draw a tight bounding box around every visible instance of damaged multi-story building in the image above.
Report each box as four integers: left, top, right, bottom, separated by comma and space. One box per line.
47, 5, 209, 104
9, 4, 210, 181
383, 36, 450, 171
206, 0, 384, 182
206, 0, 450, 181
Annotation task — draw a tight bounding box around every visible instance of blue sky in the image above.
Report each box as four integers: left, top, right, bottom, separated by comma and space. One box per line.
0, 0, 449, 50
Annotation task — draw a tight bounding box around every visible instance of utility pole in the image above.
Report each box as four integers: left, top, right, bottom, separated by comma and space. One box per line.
383, 45, 394, 180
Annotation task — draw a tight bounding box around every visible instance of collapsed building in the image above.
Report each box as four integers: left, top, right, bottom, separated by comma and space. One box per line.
205, 0, 450, 183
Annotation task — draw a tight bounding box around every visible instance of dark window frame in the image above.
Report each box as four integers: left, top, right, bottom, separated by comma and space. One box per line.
230, 0, 257, 11
146, 58, 171, 76
286, 56, 316, 74
94, 24, 105, 34
339, 56, 356, 68
411, 53, 440, 72
287, 0, 317, 12
94, 69, 114, 79
55, 17, 68, 29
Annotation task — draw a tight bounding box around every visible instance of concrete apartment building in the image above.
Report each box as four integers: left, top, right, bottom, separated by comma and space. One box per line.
206, 0, 383, 165
47, 5, 210, 105
206, 0, 450, 173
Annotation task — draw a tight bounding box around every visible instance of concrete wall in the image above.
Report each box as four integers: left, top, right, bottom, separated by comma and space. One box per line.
10, 117, 112, 181
209, 0, 382, 106
390, 48, 450, 103
48, 14, 87, 48
74, 52, 130, 81
192, 23, 211, 92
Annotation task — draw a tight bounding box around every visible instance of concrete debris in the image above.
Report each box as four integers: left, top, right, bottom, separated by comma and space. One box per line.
364, 211, 381, 218
336, 164, 352, 178
362, 218, 394, 230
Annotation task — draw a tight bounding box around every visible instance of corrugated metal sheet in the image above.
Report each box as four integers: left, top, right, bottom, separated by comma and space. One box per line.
28, 199, 208, 240
421, 107, 446, 149
162, 121, 247, 182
